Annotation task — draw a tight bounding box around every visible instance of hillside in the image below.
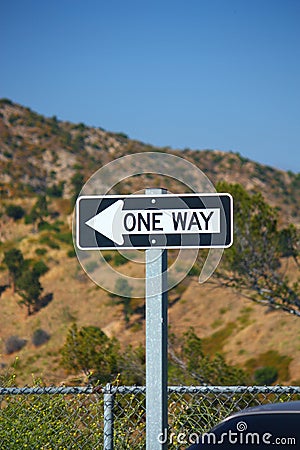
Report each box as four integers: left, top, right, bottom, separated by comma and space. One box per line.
0, 98, 299, 223
0, 99, 299, 386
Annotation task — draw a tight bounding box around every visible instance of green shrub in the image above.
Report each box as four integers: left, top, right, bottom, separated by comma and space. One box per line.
8, 113, 21, 125
113, 253, 128, 266
115, 132, 129, 139
102, 252, 113, 262
32, 329, 50, 347
5, 204, 25, 220
61, 324, 119, 383
39, 235, 60, 249
188, 265, 200, 276
38, 221, 59, 232
24, 211, 37, 224
55, 231, 72, 245
0, 393, 104, 449
85, 260, 98, 273
3, 150, 12, 159
71, 133, 85, 152
74, 122, 86, 131
254, 366, 278, 385
46, 182, 65, 198
35, 247, 47, 256
5, 336, 27, 354
67, 248, 76, 258
0, 98, 13, 105
32, 260, 49, 277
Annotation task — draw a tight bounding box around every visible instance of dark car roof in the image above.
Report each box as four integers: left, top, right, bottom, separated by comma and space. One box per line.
187, 401, 300, 449
205, 401, 300, 438
228, 400, 300, 418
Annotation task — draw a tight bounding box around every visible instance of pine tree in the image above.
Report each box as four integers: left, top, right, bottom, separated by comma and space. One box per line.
60, 324, 120, 383
16, 269, 43, 316
3, 248, 24, 292
216, 181, 300, 316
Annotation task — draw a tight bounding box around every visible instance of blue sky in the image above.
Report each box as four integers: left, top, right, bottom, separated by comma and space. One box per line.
1, 0, 300, 172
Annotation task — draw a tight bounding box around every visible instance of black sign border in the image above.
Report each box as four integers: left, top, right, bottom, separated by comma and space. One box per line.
76, 193, 233, 250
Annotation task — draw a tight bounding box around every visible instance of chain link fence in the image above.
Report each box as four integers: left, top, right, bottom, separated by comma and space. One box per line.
1, 385, 300, 449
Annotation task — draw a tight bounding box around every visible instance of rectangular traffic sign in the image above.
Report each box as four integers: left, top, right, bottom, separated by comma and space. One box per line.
76, 193, 233, 250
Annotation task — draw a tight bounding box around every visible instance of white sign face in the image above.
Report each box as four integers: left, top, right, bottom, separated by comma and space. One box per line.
76, 193, 233, 250
85, 201, 221, 245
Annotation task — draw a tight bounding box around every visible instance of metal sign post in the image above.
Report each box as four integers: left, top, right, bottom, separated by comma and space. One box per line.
145, 188, 168, 450
75, 188, 233, 449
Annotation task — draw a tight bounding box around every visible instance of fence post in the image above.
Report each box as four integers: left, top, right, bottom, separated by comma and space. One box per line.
103, 383, 114, 450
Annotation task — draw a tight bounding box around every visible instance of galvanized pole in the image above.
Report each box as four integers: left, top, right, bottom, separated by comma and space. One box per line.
145, 188, 168, 450
103, 383, 114, 450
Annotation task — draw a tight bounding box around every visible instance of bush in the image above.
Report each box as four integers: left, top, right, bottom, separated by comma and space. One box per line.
102, 252, 112, 262
3, 151, 12, 159
5, 204, 25, 220
39, 235, 60, 249
35, 248, 47, 256
85, 260, 98, 273
67, 248, 76, 258
113, 253, 128, 266
38, 221, 59, 232
60, 324, 119, 383
32, 260, 49, 277
32, 329, 50, 347
254, 366, 278, 385
188, 265, 200, 276
46, 182, 64, 198
24, 211, 38, 224
16, 269, 43, 315
56, 231, 72, 245
8, 113, 20, 125
115, 132, 128, 139
0, 393, 106, 449
0, 98, 13, 105
5, 336, 27, 354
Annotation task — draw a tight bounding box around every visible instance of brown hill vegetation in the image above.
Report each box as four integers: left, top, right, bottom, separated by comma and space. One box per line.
0, 99, 299, 386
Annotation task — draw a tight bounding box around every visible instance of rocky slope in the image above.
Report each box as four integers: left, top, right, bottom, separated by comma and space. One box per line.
0, 99, 299, 386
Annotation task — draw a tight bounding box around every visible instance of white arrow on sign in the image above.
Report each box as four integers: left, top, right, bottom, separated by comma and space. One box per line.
85, 200, 221, 245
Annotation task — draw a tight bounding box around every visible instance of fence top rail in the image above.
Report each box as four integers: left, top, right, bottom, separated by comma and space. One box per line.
0, 386, 95, 395
1, 385, 300, 396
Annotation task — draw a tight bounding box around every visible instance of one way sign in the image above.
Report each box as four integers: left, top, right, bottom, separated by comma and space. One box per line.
76, 193, 233, 250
